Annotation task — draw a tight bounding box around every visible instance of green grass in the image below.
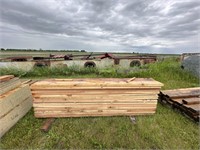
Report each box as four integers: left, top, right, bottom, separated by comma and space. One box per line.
0, 57, 198, 88
0, 57, 199, 149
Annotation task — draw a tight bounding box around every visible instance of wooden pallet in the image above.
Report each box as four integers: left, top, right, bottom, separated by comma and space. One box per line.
31, 78, 163, 118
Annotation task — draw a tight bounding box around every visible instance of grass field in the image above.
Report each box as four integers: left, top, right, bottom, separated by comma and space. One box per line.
0, 50, 135, 59
0, 50, 89, 59
0, 50, 179, 59
0, 57, 199, 149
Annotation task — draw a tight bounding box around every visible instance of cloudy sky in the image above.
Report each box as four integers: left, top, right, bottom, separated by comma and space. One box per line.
0, 0, 199, 54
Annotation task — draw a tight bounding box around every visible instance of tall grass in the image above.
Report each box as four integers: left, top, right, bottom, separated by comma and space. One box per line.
127, 58, 199, 89
0, 65, 98, 78
0, 57, 198, 89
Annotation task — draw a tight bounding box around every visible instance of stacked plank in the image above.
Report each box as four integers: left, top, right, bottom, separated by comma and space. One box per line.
158, 87, 200, 122
0, 75, 33, 138
31, 78, 163, 118
0, 75, 21, 95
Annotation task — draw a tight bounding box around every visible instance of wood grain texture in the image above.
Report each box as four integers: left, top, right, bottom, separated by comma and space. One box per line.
0, 75, 33, 138
0, 77, 21, 95
0, 96, 32, 138
0, 75, 14, 82
162, 87, 200, 98
31, 78, 163, 118
0, 84, 32, 117
182, 97, 200, 105
160, 87, 200, 122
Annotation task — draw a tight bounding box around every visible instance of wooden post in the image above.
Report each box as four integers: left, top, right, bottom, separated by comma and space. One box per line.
41, 118, 56, 132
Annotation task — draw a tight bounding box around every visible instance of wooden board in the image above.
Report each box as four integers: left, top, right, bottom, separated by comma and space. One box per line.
34, 109, 156, 118
31, 89, 159, 93
169, 97, 200, 104
0, 78, 21, 95
31, 78, 163, 89
33, 98, 157, 103
0, 84, 32, 117
0, 75, 14, 82
0, 96, 32, 138
31, 78, 163, 118
0, 78, 20, 88
162, 87, 200, 98
33, 94, 158, 100
33, 102, 157, 108
184, 104, 200, 112
160, 87, 200, 122
182, 97, 200, 105
20, 79, 39, 85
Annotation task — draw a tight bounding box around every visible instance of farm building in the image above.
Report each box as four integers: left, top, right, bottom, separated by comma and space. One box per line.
0, 53, 157, 71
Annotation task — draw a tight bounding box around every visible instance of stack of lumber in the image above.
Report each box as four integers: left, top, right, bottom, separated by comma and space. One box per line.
0, 75, 33, 138
0, 75, 21, 95
31, 78, 163, 118
158, 87, 200, 122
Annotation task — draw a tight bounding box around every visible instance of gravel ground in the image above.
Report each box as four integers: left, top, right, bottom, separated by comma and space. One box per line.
181, 54, 200, 77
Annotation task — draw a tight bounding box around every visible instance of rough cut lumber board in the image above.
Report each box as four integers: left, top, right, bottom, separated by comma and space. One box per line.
183, 104, 200, 112
31, 78, 163, 118
31, 86, 162, 90
0, 75, 14, 82
0, 78, 21, 95
0, 84, 32, 117
172, 97, 200, 105
33, 98, 157, 103
182, 97, 200, 105
162, 87, 200, 93
32, 94, 158, 100
0, 96, 32, 138
20, 79, 39, 85
33, 93, 158, 97
35, 108, 156, 113
161, 87, 200, 98
161, 88, 200, 111
31, 90, 159, 96
0, 77, 20, 88
22, 79, 32, 84
34, 109, 156, 118
31, 89, 159, 93
160, 87, 200, 122
34, 106, 157, 112
31, 78, 163, 89
33, 102, 157, 108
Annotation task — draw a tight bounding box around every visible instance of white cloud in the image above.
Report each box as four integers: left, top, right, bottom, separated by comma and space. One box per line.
0, 0, 199, 53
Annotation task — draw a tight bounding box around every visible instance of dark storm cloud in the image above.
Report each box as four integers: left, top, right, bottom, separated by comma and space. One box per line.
0, 0, 199, 53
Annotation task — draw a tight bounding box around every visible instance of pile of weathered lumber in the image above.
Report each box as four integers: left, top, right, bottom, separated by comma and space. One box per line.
31, 78, 163, 118
0, 75, 33, 138
0, 75, 21, 95
158, 87, 200, 122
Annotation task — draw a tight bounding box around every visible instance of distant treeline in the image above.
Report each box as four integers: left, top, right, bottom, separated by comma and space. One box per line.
0, 48, 86, 52
0, 48, 181, 56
